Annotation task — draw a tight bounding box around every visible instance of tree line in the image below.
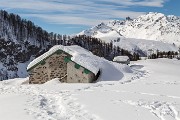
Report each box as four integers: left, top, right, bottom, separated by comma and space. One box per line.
148, 50, 179, 59
0, 10, 71, 80
70, 35, 140, 61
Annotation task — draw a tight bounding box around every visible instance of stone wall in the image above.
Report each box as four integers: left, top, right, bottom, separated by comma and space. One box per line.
67, 62, 95, 83
29, 65, 49, 84
47, 53, 67, 82
29, 53, 68, 84
29, 51, 96, 84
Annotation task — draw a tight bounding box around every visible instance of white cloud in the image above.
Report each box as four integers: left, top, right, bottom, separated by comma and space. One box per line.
21, 14, 108, 26
96, 0, 167, 7
0, 0, 167, 27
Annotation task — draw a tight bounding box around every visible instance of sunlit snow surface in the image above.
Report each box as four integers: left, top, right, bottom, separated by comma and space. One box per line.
1, 58, 180, 120
80, 12, 180, 46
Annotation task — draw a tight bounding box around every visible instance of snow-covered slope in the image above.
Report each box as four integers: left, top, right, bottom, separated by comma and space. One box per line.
107, 37, 178, 56
1, 58, 180, 120
0, 10, 71, 80
0, 10, 50, 80
79, 12, 180, 47
79, 22, 122, 38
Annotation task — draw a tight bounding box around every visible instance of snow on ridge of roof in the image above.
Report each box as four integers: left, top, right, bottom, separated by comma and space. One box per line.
113, 56, 130, 62
27, 45, 100, 75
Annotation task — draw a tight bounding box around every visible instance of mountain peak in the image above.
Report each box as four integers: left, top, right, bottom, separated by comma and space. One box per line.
79, 12, 180, 46
146, 12, 164, 16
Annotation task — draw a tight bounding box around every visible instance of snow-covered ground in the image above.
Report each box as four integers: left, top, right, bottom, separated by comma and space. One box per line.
0, 58, 180, 120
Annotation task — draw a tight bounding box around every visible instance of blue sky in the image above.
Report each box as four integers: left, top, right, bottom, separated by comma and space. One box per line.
0, 0, 179, 35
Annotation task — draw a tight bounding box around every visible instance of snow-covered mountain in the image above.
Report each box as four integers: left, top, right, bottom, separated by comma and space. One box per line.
79, 12, 180, 46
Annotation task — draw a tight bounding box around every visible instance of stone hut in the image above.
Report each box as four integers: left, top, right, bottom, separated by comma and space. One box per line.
113, 56, 130, 65
27, 45, 100, 84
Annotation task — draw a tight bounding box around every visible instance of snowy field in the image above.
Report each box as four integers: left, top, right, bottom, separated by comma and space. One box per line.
0, 58, 180, 120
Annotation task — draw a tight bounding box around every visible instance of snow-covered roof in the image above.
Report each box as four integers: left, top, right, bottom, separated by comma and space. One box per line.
27, 45, 100, 75
113, 56, 130, 62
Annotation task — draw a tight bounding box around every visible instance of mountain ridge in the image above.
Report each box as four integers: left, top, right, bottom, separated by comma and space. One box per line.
79, 12, 180, 46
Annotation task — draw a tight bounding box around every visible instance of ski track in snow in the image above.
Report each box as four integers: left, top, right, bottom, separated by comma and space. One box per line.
0, 83, 99, 120
26, 91, 99, 120
0, 65, 145, 120
122, 100, 180, 120
73, 62, 180, 120
0, 63, 149, 120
